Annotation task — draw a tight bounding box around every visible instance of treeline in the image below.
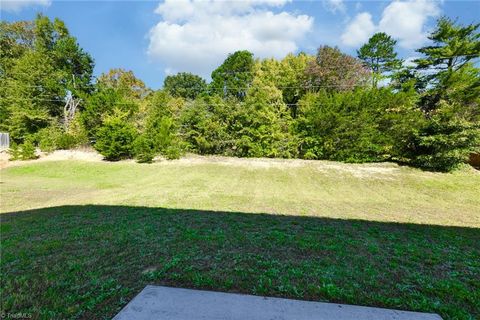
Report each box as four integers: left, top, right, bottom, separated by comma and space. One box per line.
1, 15, 479, 171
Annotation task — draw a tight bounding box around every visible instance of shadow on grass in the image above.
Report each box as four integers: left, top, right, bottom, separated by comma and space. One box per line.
1, 205, 479, 320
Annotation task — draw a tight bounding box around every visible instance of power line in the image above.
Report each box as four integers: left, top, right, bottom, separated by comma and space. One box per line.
1, 97, 64, 102
2, 80, 372, 91
0, 96, 137, 105
2, 53, 478, 79
215, 54, 480, 75
212, 84, 371, 90
1, 96, 304, 107
2, 51, 478, 101
0, 69, 93, 77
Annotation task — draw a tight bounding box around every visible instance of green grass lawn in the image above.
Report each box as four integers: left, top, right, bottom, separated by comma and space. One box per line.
1, 158, 479, 319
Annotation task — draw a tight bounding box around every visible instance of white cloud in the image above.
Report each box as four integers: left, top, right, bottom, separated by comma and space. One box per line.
147, 0, 313, 78
0, 0, 51, 12
323, 0, 346, 14
341, 0, 440, 49
340, 12, 375, 47
154, 0, 290, 22
379, 0, 440, 48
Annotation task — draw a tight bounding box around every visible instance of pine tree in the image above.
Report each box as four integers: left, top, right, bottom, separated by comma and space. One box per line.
357, 32, 402, 87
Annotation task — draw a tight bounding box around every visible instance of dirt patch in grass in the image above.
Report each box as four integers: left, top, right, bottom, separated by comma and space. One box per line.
2, 149, 404, 179
2, 157, 479, 227
1, 148, 104, 169
4, 149, 478, 180
2, 156, 479, 319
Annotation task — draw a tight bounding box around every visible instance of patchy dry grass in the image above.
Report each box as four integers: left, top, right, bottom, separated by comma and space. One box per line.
1, 158, 479, 319
1, 157, 479, 227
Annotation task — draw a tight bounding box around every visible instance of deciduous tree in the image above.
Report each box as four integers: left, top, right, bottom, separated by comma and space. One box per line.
0, 14, 93, 142
305, 46, 370, 92
210, 50, 255, 100
164, 72, 206, 100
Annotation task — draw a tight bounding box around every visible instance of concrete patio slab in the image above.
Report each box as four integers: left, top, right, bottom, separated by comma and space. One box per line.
113, 285, 442, 320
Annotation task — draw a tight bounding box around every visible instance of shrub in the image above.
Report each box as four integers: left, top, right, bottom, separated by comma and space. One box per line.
164, 144, 182, 160
81, 88, 138, 138
55, 133, 78, 150
296, 88, 420, 163
37, 127, 58, 152
65, 114, 89, 147
36, 123, 87, 152
409, 117, 480, 171
134, 134, 156, 163
7, 142, 21, 160
8, 140, 37, 161
142, 102, 187, 160
21, 140, 37, 159
94, 114, 138, 161
179, 98, 237, 155
235, 78, 298, 159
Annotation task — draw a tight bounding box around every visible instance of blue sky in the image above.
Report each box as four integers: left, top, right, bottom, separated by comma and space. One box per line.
1, 0, 479, 89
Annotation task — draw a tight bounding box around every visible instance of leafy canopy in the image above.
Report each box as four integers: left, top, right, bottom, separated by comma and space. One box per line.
164, 72, 207, 100
0, 14, 93, 142
306, 46, 370, 92
210, 50, 255, 100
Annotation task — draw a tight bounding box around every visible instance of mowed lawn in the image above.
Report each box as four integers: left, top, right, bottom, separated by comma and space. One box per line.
1, 157, 479, 319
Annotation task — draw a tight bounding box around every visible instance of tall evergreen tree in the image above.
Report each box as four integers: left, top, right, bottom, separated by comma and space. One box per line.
415, 16, 480, 112
357, 32, 402, 87
410, 17, 480, 171
416, 17, 479, 77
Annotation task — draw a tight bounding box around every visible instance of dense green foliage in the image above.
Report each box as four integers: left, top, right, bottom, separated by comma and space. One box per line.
180, 96, 236, 155
409, 103, 480, 171
93, 112, 138, 161
164, 72, 207, 99
210, 50, 255, 100
33, 116, 88, 152
1, 15, 479, 171
296, 88, 423, 162
357, 32, 402, 87
7, 139, 37, 160
1, 15, 93, 143
410, 17, 480, 170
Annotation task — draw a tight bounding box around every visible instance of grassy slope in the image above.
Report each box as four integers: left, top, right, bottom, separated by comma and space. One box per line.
1, 159, 479, 319
1, 159, 479, 226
